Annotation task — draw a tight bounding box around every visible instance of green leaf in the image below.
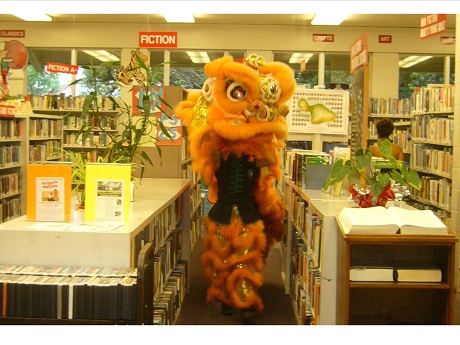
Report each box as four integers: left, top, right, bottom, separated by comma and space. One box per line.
377, 138, 393, 159
322, 159, 351, 189
404, 169, 422, 190
355, 148, 372, 171
389, 170, 406, 186
82, 94, 95, 116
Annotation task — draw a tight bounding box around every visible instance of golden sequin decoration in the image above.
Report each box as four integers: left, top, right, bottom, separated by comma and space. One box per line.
236, 278, 253, 302
216, 226, 227, 248
191, 93, 209, 128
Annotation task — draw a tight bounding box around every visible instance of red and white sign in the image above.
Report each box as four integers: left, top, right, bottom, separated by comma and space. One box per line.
0, 30, 25, 38
312, 34, 334, 42
46, 62, 79, 75
350, 33, 368, 73
139, 32, 178, 48
378, 35, 392, 44
300, 59, 306, 72
440, 36, 455, 45
420, 14, 446, 39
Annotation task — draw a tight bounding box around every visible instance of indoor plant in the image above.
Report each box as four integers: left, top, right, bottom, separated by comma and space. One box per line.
322, 139, 422, 207
67, 52, 174, 180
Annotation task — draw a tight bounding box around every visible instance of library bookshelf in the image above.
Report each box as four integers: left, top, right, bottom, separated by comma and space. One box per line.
0, 178, 191, 325
281, 176, 355, 325
1, 112, 64, 224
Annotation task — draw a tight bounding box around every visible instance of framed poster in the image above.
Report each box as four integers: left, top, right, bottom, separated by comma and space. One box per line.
288, 89, 349, 135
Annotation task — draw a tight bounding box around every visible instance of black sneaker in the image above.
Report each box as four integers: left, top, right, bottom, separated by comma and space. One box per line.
221, 302, 234, 316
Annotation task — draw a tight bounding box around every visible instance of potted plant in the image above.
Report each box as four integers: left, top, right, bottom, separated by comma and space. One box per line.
322, 139, 422, 207
66, 51, 174, 192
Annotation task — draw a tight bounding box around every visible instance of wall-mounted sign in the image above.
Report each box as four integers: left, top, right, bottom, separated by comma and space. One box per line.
312, 34, 334, 42
378, 35, 392, 44
420, 14, 446, 39
440, 36, 455, 45
350, 33, 368, 73
0, 30, 25, 38
139, 32, 178, 48
46, 62, 79, 75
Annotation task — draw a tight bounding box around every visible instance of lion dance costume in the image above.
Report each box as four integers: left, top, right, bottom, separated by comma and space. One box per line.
175, 54, 296, 318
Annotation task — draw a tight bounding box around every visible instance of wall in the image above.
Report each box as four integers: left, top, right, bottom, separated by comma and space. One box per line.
2, 21, 455, 54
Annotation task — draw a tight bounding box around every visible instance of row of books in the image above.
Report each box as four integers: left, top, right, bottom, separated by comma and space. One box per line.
63, 131, 113, 147
62, 149, 104, 164
154, 228, 182, 300
288, 149, 332, 190
0, 265, 138, 321
154, 261, 187, 325
393, 127, 411, 153
410, 175, 451, 213
28, 118, 62, 139
29, 141, 61, 162
411, 84, 454, 114
0, 145, 21, 167
30, 95, 120, 112
410, 144, 452, 178
0, 197, 21, 224
0, 118, 23, 139
0, 172, 21, 199
291, 230, 321, 325
369, 97, 412, 116
411, 115, 453, 145
63, 113, 117, 131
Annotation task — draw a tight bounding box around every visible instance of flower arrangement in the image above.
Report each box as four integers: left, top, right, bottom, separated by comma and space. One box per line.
322, 139, 422, 207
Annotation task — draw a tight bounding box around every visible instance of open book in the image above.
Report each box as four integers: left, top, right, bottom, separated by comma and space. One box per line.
337, 206, 448, 235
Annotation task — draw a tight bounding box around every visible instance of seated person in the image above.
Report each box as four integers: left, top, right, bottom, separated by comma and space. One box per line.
370, 118, 404, 161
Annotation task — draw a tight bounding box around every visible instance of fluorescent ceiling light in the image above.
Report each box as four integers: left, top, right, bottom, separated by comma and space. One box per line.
399, 55, 432, 68
82, 50, 120, 62
289, 53, 314, 64
311, 14, 348, 25
186, 51, 210, 64
11, 13, 52, 21
162, 14, 195, 23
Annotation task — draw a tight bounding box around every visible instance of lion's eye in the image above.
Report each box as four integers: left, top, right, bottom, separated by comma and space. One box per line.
226, 81, 247, 102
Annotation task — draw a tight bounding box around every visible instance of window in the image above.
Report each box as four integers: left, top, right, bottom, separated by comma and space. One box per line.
166, 50, 245, 90
26, 47, 121, 98
399, 54, 455, 99
274, 52, 352, 88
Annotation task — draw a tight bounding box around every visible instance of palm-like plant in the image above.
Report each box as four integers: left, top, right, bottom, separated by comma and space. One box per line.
68, 55, 173, 181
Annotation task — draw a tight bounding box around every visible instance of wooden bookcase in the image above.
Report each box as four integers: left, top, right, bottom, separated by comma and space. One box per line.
336, 228, 458, 325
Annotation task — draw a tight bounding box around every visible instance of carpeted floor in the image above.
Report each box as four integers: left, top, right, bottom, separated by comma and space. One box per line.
174, 237, 460, 326
174, 240, 298, 325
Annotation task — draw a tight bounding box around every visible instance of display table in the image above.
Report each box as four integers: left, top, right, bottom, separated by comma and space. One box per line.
0, 178, 191, 268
